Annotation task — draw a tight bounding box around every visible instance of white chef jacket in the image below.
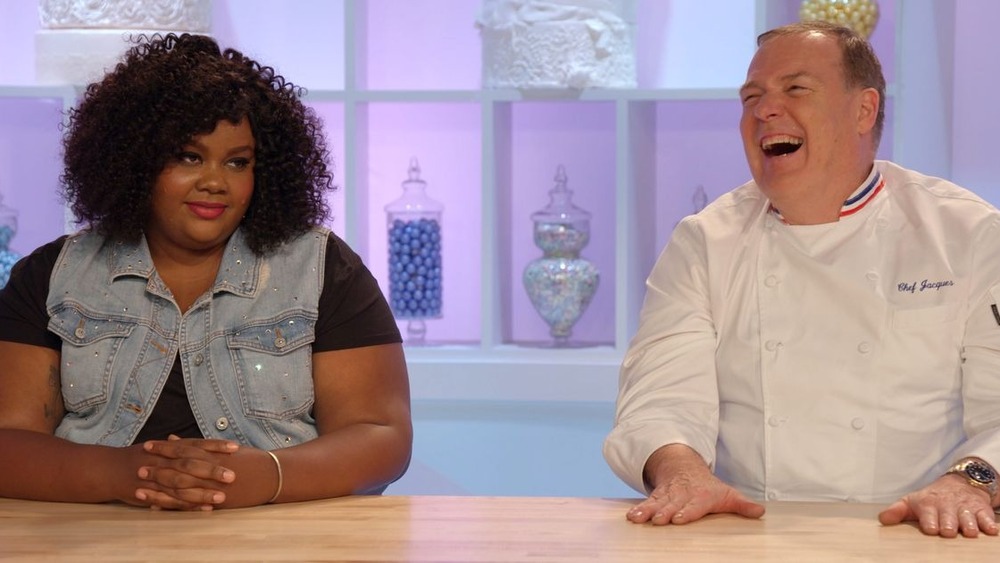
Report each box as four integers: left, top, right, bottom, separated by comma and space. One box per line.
604, 161, 1000, 503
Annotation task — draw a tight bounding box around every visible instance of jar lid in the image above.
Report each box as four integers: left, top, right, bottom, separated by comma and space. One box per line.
385, 157, 444, 213
531, 165, 590, 224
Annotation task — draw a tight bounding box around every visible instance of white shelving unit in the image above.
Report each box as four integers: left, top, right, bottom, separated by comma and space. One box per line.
5, 0, 989, 498
330, 0, 901, 402
0, 0, 911, 404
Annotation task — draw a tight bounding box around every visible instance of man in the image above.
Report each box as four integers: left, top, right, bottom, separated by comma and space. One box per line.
604, 21, 1000, 538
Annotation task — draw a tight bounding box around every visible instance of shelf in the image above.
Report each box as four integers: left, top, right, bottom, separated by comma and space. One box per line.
0, 84, 77, 99
303, 88, 743, 104
0, 0, 912, 399
405, 345, 623, 402
0, 90, 75, 256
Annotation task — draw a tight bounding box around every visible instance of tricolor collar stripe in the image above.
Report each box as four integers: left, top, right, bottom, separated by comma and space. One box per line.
769, 171, 885, 223
839, 177, 884, 218
841, 171, 884, 213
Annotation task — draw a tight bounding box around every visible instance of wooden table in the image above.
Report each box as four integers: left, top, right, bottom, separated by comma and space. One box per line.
1, 495, 995, 561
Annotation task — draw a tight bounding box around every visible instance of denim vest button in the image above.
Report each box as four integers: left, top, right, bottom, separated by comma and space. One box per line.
215, 417, 229, 430
74, 327, 86, 339
274, 337, 287, 348
194, 353, 204, 366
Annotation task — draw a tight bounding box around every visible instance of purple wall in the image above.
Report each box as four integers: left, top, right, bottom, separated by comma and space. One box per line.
952, 1, 1000, 201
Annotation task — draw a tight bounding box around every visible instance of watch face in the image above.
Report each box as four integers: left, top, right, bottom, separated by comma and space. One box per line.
966, 461, 997, 484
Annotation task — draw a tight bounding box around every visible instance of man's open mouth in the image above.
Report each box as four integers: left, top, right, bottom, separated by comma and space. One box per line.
761, 135, 803, 157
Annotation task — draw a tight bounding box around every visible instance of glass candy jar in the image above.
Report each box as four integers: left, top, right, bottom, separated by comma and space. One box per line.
523, 165, 599, 346
0, 191, 21, 288
799, 0, 879, 38
385, 158, 444, 344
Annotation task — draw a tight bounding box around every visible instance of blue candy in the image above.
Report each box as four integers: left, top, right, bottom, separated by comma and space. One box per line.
387, 218, 442, 318
0, 226, 21, 289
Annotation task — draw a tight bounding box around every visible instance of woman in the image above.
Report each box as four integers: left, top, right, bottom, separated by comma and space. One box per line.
0, 34, 412, 510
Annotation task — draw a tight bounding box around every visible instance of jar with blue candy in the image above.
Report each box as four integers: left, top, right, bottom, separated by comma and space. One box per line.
385, 158, 443, 344
0, 191, 22, 289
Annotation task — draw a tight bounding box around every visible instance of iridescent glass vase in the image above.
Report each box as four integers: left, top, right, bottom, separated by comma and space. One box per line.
523, 165, 599, 346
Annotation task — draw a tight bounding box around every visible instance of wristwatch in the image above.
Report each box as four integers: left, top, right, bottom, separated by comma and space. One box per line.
947, 458, 999, 503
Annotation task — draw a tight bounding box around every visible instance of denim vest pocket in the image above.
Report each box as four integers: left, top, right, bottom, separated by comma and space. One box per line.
48, 304, 137, 411
227, 312, 316, 420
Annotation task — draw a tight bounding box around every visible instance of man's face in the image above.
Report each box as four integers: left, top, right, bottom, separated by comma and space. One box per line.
739, 31, 876, 210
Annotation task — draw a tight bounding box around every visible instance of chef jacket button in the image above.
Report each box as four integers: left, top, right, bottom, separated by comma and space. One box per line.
857, 342, 871, 354
846, 496, 859, 503
765, 340, 781, 352
851, 417, 866, 430
876, 218, 890, 228
767, 491, 778, 500
764, 275, 780, 288
865, 272, 879, 281
215, 417, 229, 430
193, 353, 204, 366
768, 416, 782, 427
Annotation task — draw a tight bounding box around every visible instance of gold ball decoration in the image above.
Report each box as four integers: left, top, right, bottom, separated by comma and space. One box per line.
799, 0, 880, 38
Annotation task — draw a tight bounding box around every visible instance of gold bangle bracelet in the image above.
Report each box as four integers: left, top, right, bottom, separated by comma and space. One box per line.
265, 450, 283, 504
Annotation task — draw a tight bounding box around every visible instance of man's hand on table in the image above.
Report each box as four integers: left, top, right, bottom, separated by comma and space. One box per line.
879, 474, 998, 538
625, 444, 765, 525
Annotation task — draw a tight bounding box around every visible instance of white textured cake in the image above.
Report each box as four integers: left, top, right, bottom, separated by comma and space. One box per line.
477, 0, 637, 89
35, 0, 211, 85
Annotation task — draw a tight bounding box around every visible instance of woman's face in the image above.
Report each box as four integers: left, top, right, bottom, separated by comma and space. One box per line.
146, 118, 255, 256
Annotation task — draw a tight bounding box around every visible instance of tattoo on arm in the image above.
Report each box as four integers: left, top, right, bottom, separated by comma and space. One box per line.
44, 362, 60, 422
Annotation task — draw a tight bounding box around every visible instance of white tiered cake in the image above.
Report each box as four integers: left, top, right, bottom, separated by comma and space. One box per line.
35, 0, 211, 85
477, 0, 637, 89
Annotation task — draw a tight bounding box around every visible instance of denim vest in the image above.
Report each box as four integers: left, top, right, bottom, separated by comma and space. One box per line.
47, 227, 328, 449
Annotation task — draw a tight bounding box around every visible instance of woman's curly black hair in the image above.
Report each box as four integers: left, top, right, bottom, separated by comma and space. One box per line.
60, 33, 333, 255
